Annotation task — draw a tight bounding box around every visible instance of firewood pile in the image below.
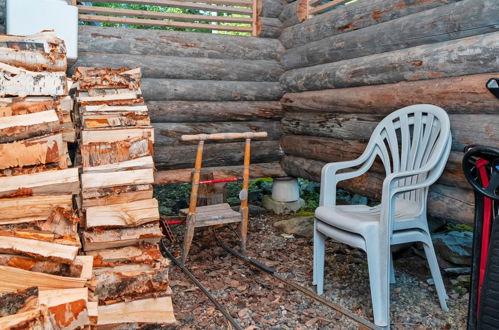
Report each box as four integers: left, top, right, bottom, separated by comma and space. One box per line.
73, 67, 175, 327
0, 32, 92, 329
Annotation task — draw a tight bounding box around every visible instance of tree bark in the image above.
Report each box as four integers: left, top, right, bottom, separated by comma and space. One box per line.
279, 0, 461, 49
154, 140, 283, 170
153, 121, 282, 146
282, 0, 499, 70
78, 25, 284, 61
279, 0, 308, 28
75, 52, 283, 82
281, 155, 474, 223
280, 32, 499, 92
281, 73, 499, 115
147, 101, 283, 122
142, 79, 283, 101
262, 0, 285, 18
256, 17, 283, 39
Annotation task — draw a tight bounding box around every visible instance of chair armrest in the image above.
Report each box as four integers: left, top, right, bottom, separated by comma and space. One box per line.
320, 147, 377, 207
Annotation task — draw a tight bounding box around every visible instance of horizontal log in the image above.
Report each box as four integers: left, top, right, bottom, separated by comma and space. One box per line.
0, 133, 66, 169
87, 243, 165, 268
74, 52, 283, 82
73, 67, 141, 91
154, 140, 283, 169
78, 26, 284, 61
282, 0, 499, 70
0, 309, 48, 329
85, 199, 160, 229
0, 110, 61, 143
279, 0, 308, 28
0, 168, 79, 198
282, 111, 499, 152
281, 32, 499, 92
147, 101, 283, 122
281, 155, 474, 223
82, 111, 150, 129
153, 121, 281, 146
84, 156, 154, 174
81, 185, 153, 208
154, 162, 286, 184
279, 0, 460, 49
0, 63, 67, 97
91, 264, 169, 304
281, 73, 499, 115
281, 135, 469, 189
96, 296, 175, 326
262, 0, 285, 17
256, 17, 283, 38
0, 255, 83, 278
0, 287, 38, 317
0, 236, 79, 264
0, 194, 73, 225
81, 222, 163, 251
81, 169, 154, 190
142, 79, 284, 101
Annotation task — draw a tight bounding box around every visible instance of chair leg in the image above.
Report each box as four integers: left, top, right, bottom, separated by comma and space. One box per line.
313, 223, 326, 295
423, 241, 449, 311
365, 238, 391, 328
390, 252, 396, 284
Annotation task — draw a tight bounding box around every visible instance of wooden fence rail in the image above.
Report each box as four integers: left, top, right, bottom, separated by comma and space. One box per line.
307, 0, 353, 17
71, 0, 262, 35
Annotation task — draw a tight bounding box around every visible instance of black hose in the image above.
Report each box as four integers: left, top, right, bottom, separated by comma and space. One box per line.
160, 239, 243, 330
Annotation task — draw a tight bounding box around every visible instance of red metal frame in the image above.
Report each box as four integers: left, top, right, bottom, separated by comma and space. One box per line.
477, 158, 492, 309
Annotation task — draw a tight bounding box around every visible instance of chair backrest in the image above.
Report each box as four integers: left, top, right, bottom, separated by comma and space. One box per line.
366, 104, 451, 206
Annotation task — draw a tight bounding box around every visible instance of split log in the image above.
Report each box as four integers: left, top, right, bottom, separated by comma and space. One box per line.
85, 199, 160, 229
0, 133, 66, 169
154, 162, 286, 184
82, 111, 150, 129
77, 88, 142, 106
81, 169, 154, 191
82, 184, 153, 208
78, 25, 284, 61
0, 110, 61, 143
38, 288, 88, 307
0, 194, 73, 225
282, 155, 474, 223
148, 100, 283, 122
154, 121, 281, 146
256, 17, 283, 39
81, 222, 163, 251
0, 63, 67, 97
279, 0, 308, 28
282, 0, 499, 70
80, 104, 148, 113
0, 254, 83, 278
75, 52, 283, 82
86, 244, 164, 268
281, 73, 499, 115
0, 236, 79, 263
96, 296, 175, 326
141, 79, 284, 101
154, 140, 283, 170
0, 287, 38, 317
280, 32, 499, 92
90, 264, 169, 304
0, 31, 66, 72
0, 168, 79, 198
81, 127, 154, 144
282, 112, 499, 152
279, 0, 460, 49
40, 289, 90, 329
0, 308, 50, 329
73, 67, 141, 91
0, 265, 87, 293
281, 135, 469, 189
84, 156, 154, 174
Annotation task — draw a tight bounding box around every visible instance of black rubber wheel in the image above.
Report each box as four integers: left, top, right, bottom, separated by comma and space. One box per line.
478, 215, 499, 330
462, 145, 499, 200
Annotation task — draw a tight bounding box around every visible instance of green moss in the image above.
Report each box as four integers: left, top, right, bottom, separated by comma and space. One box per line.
446, 223, 474, 233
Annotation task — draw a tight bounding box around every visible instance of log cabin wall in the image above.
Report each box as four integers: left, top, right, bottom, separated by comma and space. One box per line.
278, 0, 499, 224
0, 0, 5, 34
73, 24, 286, 183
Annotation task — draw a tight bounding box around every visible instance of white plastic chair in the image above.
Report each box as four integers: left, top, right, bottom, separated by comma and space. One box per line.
313, 104, 451, 328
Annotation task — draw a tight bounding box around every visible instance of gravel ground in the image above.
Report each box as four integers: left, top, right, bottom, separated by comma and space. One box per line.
162, 212, 468, 329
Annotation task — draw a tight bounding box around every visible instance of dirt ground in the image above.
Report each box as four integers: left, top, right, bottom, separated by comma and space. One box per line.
161, 212, 468, 329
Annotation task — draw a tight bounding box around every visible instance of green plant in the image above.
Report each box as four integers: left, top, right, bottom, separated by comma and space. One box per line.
446, 223, 473, 232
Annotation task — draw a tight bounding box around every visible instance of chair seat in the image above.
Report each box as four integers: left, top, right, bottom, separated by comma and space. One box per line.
180, 203, 241, 228
315, 198, 421, 235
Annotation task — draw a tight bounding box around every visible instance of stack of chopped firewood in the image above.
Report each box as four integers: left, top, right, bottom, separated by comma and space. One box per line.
0, 32, 93, 329
73, 67, 175, 327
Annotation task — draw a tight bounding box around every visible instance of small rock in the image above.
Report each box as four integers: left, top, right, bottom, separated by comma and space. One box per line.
273, 216, 314, 238
426, 278, 435, 285
444, 267, 471, 275
432, 231, 473, 265
450, 279, 459, 285
457, 275, 471, 283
